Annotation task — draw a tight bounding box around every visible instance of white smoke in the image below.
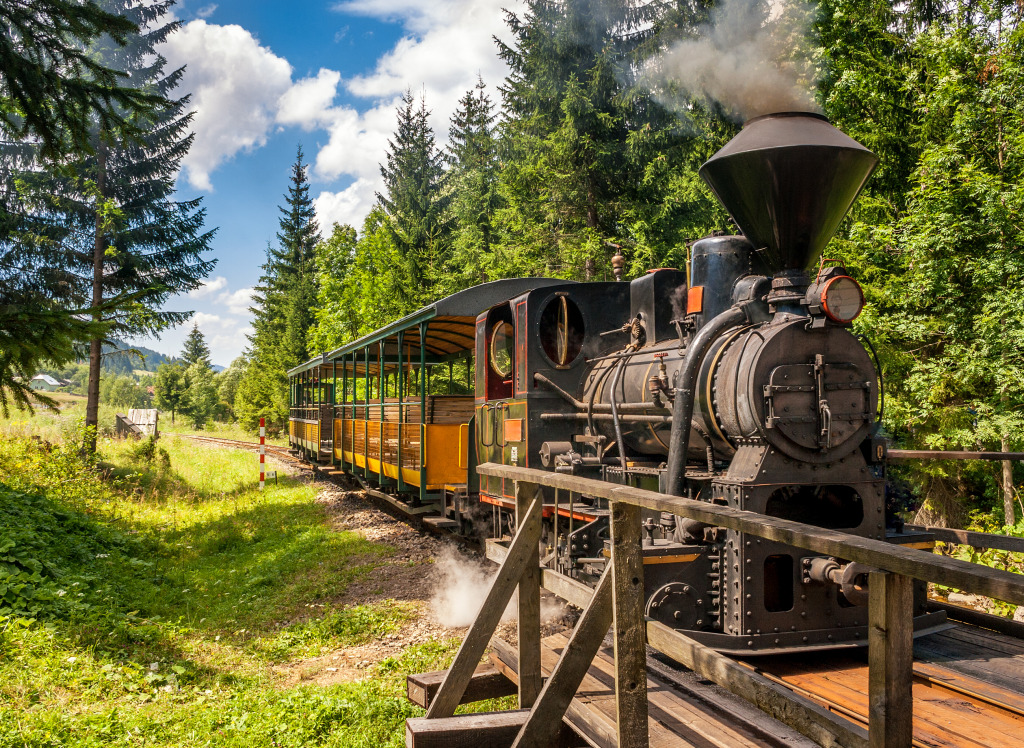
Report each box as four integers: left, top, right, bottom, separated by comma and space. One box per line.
645, 0, 820, 122
430, 548, 517, 628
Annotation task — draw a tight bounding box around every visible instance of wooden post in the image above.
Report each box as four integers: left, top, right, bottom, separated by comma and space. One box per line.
516, 481, 542, 708
868, 570, 913, 748
610, 501, 648, 748
513, 567, 614, 748
427, 496, 543, 719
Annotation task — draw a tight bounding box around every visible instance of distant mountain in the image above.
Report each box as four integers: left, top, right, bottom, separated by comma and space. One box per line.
100, 341, 182, 376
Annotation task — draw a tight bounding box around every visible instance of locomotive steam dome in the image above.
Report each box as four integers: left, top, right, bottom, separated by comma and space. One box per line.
698, 112, 878, 272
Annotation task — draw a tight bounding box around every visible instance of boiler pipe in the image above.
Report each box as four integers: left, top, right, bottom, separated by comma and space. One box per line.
666, 304, 750, 497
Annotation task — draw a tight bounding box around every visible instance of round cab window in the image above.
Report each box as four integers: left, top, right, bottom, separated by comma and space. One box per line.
490, 321, 515, 378
539, 295, 584, 367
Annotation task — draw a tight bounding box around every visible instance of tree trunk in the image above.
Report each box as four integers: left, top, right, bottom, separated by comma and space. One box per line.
84, 145, 107, 453
1002, 435, 1015, 527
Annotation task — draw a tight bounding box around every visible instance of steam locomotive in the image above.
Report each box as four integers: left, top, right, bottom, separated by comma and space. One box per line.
289, 112, 945, 654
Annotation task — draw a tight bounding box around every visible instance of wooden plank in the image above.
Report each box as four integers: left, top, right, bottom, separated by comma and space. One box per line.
512, 567, 614, 748
494, 634, 807, 748
423, 515, 459, 530
610, 502, 649, 748
888, 450, 1024, 462
407, 664, 518, 708
761, 651, 1024, 748
517, 482, 542, 709
490, 639, 619, 748
906, 525, 1024, 554
927, 600, 1024, 639
868, 571, 913, 748
475, 464, 1024, 606
646, 621, 868, 748
426, 496, 543, 719
541, 568, 596, 610
407, 709, 562, 748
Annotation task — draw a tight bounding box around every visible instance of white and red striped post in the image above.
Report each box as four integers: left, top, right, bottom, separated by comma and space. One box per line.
259, 417, 266, 490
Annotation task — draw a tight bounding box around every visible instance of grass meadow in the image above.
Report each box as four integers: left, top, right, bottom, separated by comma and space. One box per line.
0, 409, 500, 747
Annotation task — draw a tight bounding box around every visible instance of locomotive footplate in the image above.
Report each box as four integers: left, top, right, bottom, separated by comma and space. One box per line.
678, 611, 951, 655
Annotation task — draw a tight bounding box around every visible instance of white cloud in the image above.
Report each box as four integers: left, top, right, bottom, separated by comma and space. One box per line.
306, 0, 523, 221
188, 275, 228, 298
192, 311, 232, 330
314, 179, 379, 230
160, 20, 293, 190
161, 0, 524, 227
195, 3, 218, 19
276, 68, 342, 131
218, 287, 255, 316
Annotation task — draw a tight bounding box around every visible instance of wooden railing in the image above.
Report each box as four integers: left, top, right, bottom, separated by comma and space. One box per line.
416, 463, 1024, 748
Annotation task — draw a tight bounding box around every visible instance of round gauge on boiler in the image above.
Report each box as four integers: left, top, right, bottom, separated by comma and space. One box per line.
821, 275, 865, 324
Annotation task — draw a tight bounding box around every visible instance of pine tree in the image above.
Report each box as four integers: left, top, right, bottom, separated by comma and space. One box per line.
377, 90, 451, 307
2, 0, 216, 450
181, 323, 211, 368
236, 147, 321, 431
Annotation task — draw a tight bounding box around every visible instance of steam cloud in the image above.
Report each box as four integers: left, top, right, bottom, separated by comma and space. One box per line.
645, 0, 820, 121
430, 548, 517, 628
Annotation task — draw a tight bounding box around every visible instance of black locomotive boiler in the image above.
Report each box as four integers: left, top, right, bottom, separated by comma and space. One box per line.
289, 112, 945, 654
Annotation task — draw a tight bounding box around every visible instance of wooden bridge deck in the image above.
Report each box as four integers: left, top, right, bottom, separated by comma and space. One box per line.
747, 625, 1024, 748
490, 634, 819, 748
488, 624, 1024, 748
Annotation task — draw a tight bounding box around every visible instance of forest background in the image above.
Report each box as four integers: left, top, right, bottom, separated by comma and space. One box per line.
238, 0, 1024, 528
2, 0, 1023, 527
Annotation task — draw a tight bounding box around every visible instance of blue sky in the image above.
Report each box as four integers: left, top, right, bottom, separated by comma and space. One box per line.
129, 0, 522, 367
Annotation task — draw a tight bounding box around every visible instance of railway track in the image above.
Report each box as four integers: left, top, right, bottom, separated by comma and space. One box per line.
171, 432, 306, 465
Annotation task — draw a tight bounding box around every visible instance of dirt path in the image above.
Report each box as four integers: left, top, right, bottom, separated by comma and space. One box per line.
275, 483, 475, 686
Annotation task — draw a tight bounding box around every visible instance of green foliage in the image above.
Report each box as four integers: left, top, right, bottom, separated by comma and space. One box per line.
181, 362, 218, 429
377, 90, 452, 308
0, 436, 148, 620
0, 0, 159, 157
0, 426, 487, 747
153, 363, 187, 424
99, 373, 150, 410
260, 601, 418, 660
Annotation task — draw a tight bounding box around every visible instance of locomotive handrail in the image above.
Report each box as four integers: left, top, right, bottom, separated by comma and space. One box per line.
477, 462, 1024, 606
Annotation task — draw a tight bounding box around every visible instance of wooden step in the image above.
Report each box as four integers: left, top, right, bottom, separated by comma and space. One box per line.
423, 515, 459, 530
407, 663, 516, 708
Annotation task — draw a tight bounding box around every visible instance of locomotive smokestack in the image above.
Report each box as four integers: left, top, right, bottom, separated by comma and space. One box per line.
698, 112, 878, 274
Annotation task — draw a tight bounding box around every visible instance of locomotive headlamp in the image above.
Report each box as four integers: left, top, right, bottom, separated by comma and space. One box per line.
805, 263, 864, 325
820, 275, 864, 323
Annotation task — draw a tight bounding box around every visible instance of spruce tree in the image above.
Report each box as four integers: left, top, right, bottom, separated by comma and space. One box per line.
236, 147, 321, 431
377, 90, 451, 307
0, 0, 164, 413
181, 323, 211, 368
2, 0, 216, 450
494, 0, 719, 278
444, 77, 499, 290
0, 0, 159, 158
